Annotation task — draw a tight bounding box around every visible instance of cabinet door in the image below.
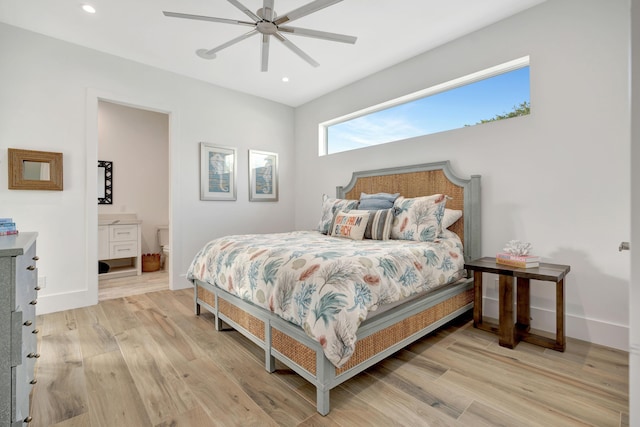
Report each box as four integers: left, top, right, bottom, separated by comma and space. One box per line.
98, 226, 110, 260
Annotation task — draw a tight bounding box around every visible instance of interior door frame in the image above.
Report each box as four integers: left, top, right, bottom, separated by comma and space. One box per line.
85, 88, 180, 304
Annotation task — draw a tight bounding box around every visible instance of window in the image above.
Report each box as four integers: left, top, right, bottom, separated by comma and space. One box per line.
321, 57, 530, 155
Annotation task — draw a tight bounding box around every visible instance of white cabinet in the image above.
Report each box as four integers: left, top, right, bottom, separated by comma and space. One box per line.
98, 215, 141, 279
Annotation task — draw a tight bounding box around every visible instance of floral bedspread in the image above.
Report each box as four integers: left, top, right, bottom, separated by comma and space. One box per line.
187, 231, 465, 368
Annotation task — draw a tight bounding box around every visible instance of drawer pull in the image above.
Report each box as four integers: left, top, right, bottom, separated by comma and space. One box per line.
34, 286, 42, 291
27, 265, 36, 271
24, 416, 33, 423
32, 329, 39, 334
33, 256, 40, 261
27, 352, 41, 359
23, 320, 33, 326
30, 300, 37, 305
30, 379, 37, 385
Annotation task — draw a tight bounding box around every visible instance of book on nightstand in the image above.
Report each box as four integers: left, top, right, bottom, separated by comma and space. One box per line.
0, 218, 18, 236
496, 252, 540, 268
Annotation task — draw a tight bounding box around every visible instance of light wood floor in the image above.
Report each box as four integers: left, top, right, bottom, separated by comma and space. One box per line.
98, 270, 169, 301
31, 288, 629, 427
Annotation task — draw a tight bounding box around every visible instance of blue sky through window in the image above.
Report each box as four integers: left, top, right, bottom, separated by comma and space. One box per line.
327, 66, 530, 154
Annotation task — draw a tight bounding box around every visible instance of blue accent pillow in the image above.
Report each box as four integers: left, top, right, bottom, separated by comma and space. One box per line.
358, 192, 400, 210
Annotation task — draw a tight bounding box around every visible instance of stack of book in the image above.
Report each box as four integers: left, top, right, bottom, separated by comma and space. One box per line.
496, 252, 540, 268
0, 218, 18, 236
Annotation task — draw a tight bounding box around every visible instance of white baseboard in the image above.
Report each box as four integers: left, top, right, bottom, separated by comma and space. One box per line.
34, 287, 630, 352
483, 297, 629, 351
37, 274, 192, 314
35, 288, 97, 316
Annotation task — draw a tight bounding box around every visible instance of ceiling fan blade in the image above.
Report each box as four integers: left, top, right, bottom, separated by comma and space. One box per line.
197, 29, 258, 59
163, 11, 255, 27
226, 0, 260, 22
274, 32, 319, 67
278, 26, 356, 44
274, 0, 343, 26
261, 34, 270, 72
261, 0, 275, 21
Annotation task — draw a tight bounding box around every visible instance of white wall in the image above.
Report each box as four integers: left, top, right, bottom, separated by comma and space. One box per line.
0, 1, 631, 353
0, 23, 295, 314
295, 0, 630, 350
98, 101, 169, 254
630, 0, 638, 422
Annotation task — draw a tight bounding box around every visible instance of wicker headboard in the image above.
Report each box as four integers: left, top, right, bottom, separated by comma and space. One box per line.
336, 161, 481, 262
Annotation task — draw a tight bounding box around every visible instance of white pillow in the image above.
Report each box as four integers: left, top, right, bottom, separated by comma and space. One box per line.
442, 209, 462, 229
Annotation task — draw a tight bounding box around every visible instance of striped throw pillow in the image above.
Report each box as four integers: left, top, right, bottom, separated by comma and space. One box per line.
351, 209, 394, 240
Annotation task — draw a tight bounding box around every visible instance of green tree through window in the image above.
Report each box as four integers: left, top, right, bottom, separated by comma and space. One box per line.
322, 58, 530, 155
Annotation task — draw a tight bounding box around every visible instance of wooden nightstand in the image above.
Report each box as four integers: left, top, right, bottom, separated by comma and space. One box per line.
464, 257, 570, 351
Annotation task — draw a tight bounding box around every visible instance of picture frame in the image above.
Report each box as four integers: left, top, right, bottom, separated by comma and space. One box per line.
97, 160, 113, 204
249, 149, 278, 202
200, 143, 237, 201
8, 148, 63, 191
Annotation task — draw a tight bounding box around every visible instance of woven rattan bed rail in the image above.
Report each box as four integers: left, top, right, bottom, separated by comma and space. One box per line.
193, 160, 481, 415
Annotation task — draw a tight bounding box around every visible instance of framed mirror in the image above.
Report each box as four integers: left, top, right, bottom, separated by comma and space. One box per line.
8, 148, 63, 191
98, 160, 113, 204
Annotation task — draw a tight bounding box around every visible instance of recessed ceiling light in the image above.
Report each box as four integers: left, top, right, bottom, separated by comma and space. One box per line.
282, 77, 289, 83
82, 4, 96, 14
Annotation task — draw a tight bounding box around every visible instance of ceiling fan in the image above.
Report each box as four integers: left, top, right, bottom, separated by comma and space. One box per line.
163, 0, 357, 72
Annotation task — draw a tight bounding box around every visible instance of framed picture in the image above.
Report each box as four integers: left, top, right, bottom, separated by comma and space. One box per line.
249, 149, 278, 202
97, 160, 113, 204
200, 143, 237, 201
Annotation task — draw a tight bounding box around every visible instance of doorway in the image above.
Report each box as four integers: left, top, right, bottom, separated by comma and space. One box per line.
85, 89, 179, 306
97, 100, 170, 299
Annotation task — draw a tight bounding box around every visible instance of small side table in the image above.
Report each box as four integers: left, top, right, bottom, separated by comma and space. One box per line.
464, 257, 570, 351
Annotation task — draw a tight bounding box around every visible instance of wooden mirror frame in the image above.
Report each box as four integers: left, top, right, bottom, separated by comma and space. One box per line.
8, 148, 64, 191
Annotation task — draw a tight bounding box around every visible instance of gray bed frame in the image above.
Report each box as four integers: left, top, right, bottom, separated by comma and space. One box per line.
192, 161, 481, 415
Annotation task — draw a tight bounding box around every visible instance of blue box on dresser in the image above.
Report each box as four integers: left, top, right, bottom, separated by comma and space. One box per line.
0, 232, 39, 426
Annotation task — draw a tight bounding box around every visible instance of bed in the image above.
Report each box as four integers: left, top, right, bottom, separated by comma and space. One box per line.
188, 161, 481, 415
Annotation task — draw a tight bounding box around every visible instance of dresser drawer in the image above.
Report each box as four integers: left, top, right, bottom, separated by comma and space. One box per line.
110, 241, 138, 259
110, 225, 138, 242
21, 302, 38, 359
15, 244, 37, 309
13, 356, 36, 424
12, 305, 37, 366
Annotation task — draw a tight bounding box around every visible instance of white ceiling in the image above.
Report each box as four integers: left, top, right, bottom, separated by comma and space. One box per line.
0, 0, 545, 107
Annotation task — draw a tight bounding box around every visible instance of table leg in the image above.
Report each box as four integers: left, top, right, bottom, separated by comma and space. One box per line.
556, 278, 566, 351
498, 275, 515, 348
516, 277, 531, 333
473, 271, 483, 328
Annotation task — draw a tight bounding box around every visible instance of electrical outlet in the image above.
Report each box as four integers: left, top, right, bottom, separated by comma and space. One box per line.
38, 276, 46, 289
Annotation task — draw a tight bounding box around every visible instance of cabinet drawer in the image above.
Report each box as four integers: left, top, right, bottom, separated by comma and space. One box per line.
110, 225, 138, 242
110, 241, 137, 259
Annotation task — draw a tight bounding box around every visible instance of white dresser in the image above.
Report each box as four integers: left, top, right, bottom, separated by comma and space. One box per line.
98, 214, 141, 279
0, 232, 39, 426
